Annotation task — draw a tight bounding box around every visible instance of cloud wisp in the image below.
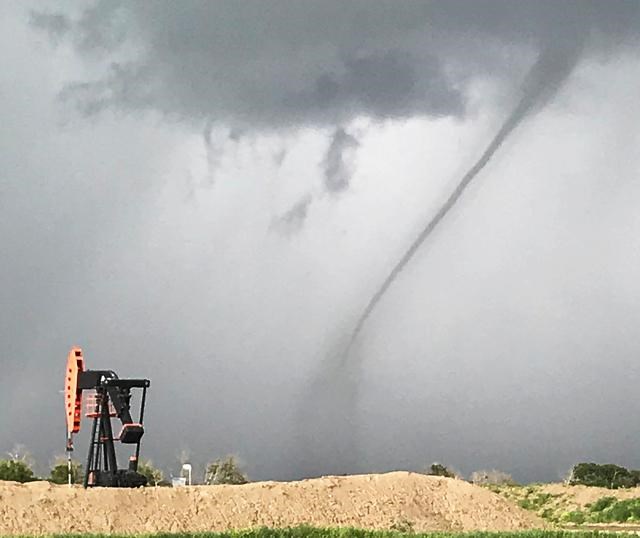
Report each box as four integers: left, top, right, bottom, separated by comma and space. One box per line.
323, 127, 360, 194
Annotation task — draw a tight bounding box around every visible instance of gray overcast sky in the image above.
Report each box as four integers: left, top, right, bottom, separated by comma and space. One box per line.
1, 0, 640, 482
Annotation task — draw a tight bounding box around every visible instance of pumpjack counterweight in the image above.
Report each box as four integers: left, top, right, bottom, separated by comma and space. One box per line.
64, 347, 150, 488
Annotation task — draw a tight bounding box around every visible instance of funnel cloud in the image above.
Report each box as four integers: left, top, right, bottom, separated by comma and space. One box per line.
345, 40, 584, 357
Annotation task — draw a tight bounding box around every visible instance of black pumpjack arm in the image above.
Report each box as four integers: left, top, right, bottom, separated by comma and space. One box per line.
78, 369, 150, 488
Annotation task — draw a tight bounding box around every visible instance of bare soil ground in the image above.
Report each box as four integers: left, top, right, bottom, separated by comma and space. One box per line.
0, 472, 544, 535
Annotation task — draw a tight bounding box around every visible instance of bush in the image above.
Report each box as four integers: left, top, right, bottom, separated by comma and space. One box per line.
556, 497, 640, 524
590, 498, 640, 523
518, 492, 556, 512
569, 463, 640, 489
205, 456, 248, 485
137, 459, 164, 486
589, 496, 617, 512
561, 510, 586, 524
390, 517, 415, 533
0, 459, 36, 482
427, 463, 455, 478
49, 459, 83, 484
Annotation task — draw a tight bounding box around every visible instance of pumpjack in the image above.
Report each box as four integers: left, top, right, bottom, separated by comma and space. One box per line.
64, 347, 150, 488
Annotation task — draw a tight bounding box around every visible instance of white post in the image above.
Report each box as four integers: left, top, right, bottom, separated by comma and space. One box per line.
182, 463, 192, 486
66, 432, 73, 487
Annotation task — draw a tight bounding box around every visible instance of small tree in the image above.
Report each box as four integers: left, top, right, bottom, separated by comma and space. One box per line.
470, 469, 515, 486
569, 463, 640, 489
49, 459, 83, 484
205, 456, 248, 485
6, 444, 34, 466
427, 462, 456, 478
0, 459, 36, 483
137, 459, 164, 486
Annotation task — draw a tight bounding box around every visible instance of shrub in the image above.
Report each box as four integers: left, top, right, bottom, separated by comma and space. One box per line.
0, 459, 36, 482
554, 497, 640, 524
589, 496, 617, 512
49, 459, 83, 484
561, 510, 586, 524
518, 492, 556, 511
137, 459, 164, 486
427, 463, 455, 478
590, 498, 640, 523
205, 456, 248, 485
390, 517, 415, 533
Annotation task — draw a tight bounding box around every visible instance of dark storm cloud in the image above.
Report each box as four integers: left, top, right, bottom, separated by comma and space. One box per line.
33, 1, 639, 130
290, 51, 463, 121
6, 0, 640, 485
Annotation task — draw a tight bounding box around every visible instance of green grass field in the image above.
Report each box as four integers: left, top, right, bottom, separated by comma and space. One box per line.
6, 529, 634, 538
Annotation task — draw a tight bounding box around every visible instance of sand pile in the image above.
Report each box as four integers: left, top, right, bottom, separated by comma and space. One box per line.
0, 472, 544, 535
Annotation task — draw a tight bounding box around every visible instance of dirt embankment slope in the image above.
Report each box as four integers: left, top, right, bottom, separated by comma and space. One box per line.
493, 482, 640, 524
541, 483, 640, 510
0, 472, 544, 535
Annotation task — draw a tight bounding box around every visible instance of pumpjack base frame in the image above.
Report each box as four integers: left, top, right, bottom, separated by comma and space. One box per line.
89, 470, 148, 488
83, 380, 149, 488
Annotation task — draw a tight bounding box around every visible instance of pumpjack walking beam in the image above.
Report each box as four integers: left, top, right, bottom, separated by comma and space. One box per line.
64, 347, 151, 488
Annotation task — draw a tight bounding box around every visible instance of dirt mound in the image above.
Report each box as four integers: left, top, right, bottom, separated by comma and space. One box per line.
0, 472, 544, 535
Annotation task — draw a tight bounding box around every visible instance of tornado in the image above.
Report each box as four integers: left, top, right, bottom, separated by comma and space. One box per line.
342, 41, 583, 363
294, 41, 584, 480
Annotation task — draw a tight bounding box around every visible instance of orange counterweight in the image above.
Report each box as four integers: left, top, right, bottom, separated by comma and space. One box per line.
64, 347, 85, 435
